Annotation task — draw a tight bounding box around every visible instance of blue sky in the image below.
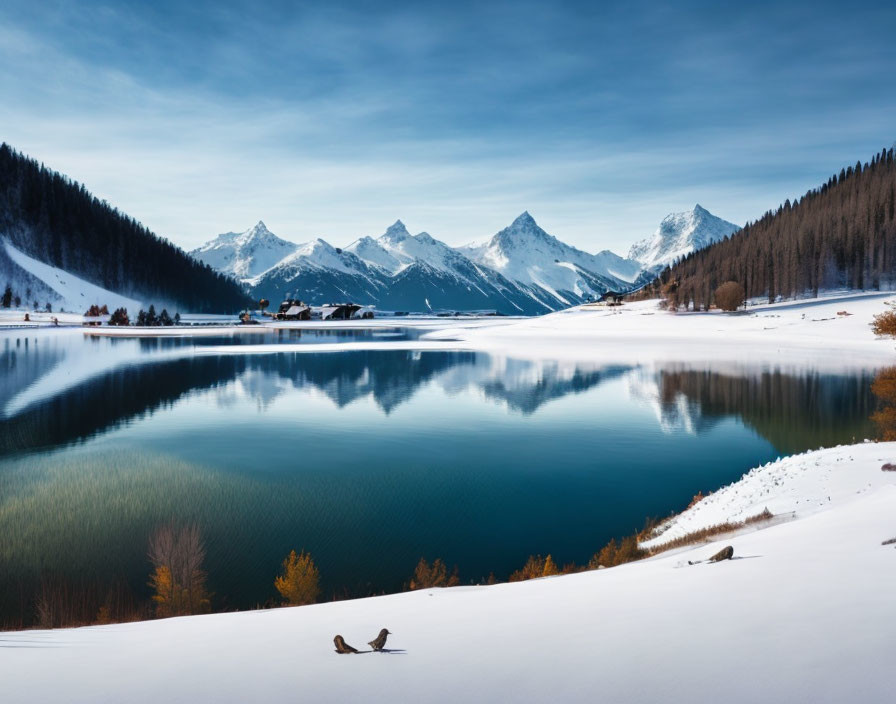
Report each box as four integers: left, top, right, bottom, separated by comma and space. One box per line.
1, 0, 894, 253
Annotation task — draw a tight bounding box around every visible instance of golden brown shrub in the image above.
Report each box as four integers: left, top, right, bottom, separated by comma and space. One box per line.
408, 558, 459, 590
872, 310, 896, 337
509, 554, 559, 582
714, 281, 745, 311
274, 550, 321, 606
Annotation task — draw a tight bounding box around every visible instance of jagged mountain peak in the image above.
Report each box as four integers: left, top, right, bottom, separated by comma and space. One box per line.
511, 210, 536, 227
629, 205, 740, 272
191, 221, 300, 280
505, 211, 544, 234
381, 220, 410, 241
197, 205, 734, 315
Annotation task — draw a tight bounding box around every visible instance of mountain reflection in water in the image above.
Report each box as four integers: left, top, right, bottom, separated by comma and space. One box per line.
0, 329, 879, 627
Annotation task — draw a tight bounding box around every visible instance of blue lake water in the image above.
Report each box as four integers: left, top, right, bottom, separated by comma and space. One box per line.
0, 328, 878, 624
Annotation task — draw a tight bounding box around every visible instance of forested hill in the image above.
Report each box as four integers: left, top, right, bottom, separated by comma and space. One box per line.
0, 144, 250, 313
646, 146, 896, 310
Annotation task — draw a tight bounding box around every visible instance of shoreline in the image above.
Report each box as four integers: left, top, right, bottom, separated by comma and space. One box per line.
2, 441, 893, 702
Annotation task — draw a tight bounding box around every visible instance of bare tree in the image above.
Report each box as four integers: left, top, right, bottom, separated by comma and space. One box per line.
148, 524, 209, 617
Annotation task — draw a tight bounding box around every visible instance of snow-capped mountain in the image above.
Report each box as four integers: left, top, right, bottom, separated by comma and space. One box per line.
250, 221, 554, 314
628, 204, 740, 274
460, 212, 639, 306
248, 237, 387, 305
344, 234, 402, 274
191, 221, 299, 280
193, 207, 739, 314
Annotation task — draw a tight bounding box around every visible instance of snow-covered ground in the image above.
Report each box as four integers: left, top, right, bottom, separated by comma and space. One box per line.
2, 444, 894, 703
641, 442, 894, 549
14, 291, 894, 372
2, 240, 143, 313
424, 292, 896, 369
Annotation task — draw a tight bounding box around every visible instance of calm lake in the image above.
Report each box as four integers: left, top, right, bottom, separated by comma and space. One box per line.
0, 326, 878, 624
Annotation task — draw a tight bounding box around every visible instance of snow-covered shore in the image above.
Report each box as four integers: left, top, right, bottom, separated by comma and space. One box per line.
3, 444, 894, 703
424, 292, 896, 369
640, 442, 894, 549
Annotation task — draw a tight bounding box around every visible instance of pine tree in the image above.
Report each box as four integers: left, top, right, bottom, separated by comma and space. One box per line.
1, 284, 11, 308
643, 147, 896, 305
109, 307, 129, 326
0, 143, 251, 313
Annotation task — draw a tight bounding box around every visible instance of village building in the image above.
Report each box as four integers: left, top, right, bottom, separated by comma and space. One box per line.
273, 299, 311, 320
312, 303, 362, 320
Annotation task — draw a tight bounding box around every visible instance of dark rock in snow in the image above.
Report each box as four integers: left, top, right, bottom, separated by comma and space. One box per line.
708, 545, 734, 563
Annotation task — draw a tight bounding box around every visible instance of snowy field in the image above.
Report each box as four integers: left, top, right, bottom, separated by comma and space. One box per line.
423, 292, 896, 370
2, 444, 894, 703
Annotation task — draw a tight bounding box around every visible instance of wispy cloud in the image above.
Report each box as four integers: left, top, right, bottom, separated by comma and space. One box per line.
1, 1, 894, 252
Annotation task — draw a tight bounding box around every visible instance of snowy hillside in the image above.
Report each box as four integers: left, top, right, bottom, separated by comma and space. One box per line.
3, 443, 893, 703
2, 240, 142, 312
371, 220, 478, 277
344, 235, 402, 274
628, 204, 740, 274
190, 221, 299, 280
461, 211, 638, 301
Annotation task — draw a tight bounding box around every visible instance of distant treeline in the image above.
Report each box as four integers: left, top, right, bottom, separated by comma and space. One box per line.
645, 146, 896, 309
0, 143, 250, 313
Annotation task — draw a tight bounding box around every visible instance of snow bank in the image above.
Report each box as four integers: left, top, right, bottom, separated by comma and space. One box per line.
424, 292, 896, 369
642, 442, 896, 549
2, 444, 894, 703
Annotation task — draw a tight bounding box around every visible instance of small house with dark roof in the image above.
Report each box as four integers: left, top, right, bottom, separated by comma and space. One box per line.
274, 299, 311, 320
312, 303, 362, 320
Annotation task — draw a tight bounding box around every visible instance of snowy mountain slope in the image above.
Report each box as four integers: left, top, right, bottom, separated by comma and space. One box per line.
344, 236, 402, 274
2, 240, 142, 312
247, 239, 388, 305
460, 212, 636, 305
196, 207, 739, 314
4, 444, 893, 704
374, 221, 474, 276
190, 221, 299, 280
628, 204, 740, 273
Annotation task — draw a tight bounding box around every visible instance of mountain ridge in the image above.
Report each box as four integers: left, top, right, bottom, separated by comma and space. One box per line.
192, 206, 737, 313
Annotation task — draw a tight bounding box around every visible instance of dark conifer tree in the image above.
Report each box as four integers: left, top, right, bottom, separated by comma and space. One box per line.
0, 143, 250, 313
646, 147, 896, 309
